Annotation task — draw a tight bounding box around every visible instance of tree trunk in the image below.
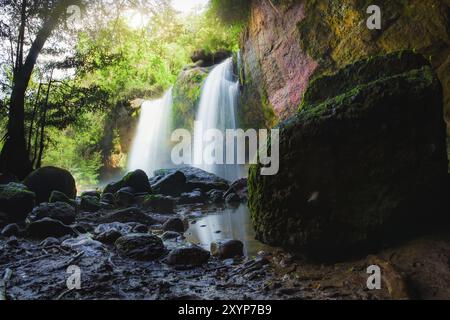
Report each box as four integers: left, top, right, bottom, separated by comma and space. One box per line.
0, 0, 74, 179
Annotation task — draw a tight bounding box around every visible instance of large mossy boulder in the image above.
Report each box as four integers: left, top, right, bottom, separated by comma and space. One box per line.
0, 183, 35, 224
23, 167, 76, 204
248, 51, 449, 258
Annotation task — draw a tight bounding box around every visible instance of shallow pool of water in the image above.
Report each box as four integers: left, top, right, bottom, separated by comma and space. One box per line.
185, 205, 270, 258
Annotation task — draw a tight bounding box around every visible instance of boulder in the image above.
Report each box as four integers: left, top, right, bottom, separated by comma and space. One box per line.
94, 229, 123, 244
26, 218, 75, 239
208, 190, 225, 204
103, 170, 152, 195
49, 191, 76, 207
115, 187, 135, 207
210, 240, 244, 259
29, 202, 76, 225
162, 217, 186, 233
248, 51, 449, 258
152, 171, 187, 196
81, 190, 101, 198
225, 193, 241, 205
23, 167, 76, 204
115, 233, 166, 260
166, 244, 210, 266
0, 183, 35, 223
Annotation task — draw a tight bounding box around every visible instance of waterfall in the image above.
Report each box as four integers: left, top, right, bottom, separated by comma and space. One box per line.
128, 88, 173, 177
193, 57, 245, 182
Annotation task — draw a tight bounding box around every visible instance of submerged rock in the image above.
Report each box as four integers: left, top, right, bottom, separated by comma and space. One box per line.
115, 233, 166, 261
23, 166, 76, 204
29, 202, 76, 225
0, 183, 35, 223
248, 51, 449, 258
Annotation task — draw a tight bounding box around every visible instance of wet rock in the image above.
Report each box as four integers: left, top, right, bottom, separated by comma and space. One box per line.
104, 170, 152, 194
62, 236, 106, 257
1, 223, 22, 237
166, 244, 210, 266
211, 240, 244, 259
100, 193, 115, 204
94, 229, 123, 244
185, 181, 229, 193
23, 166, 76, 204
7, 236, 18, 246
81, 190, 101, 198
162, 218, 186, 233
49, 191, 76, 207
208, 190, 225, 204
152, 171, 187, 196
80, 196, 101, 212
143, 195, 175, 214
161, 231, 183, 241
39, 237, 60, 247
179, 190, 206, 205
191, 48, 231, 67
26, 218, 75, 239
116, 187, 135, 207
100, 207, 157, 225
115, 233, 166, 261
225, 193, 241, 204
95, 222, 133, 235
132, 224, 148, 233
0, 183, 36, 223
248, 51, 448, 258
225, 178, 248, 201
29, 202, 76, 225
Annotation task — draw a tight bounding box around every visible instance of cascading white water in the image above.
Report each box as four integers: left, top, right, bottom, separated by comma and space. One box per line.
193, 57, 245, 182
128, 88, 173, 177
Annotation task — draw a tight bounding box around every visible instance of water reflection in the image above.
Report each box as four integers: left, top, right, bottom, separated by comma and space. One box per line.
185, 205, 269, 258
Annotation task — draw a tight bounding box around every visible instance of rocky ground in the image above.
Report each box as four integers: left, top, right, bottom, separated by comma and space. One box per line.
1, 167, 450, 300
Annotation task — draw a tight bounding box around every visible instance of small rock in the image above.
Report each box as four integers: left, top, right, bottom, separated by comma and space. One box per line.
94, 229, 123, 244
115, 233, 166, 261
211, 239, 244, 259
26, 218, 75, 239
163, 217, 186, 233
80, 196, 101, 212
132, 224, 148, 233
166, 244, 210, 266
7, 236, 18, 246
49, 191, 76, 207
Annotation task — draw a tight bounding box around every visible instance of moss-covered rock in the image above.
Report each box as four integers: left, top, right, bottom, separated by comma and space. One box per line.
0, 183, 36, 223
172, 66, 209, 131
103, 170, 151, 195
248, 52, 448, 258
23, 166, 77, 204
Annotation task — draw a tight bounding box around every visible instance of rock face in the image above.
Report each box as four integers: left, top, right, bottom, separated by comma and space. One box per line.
23, 167, 76, 204
115, 234, 166, 261
0, 183, 35, 224
248, 52, 448, 258
240, 0, 450, 129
